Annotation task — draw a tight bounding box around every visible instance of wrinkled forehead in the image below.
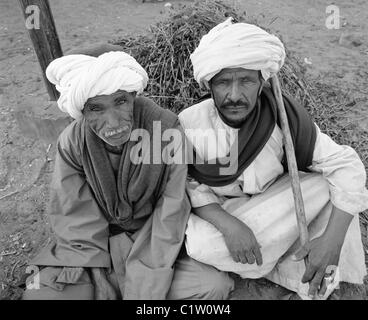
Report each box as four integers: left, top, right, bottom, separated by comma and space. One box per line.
212, 68, 261, 81
85, 90, 132, 104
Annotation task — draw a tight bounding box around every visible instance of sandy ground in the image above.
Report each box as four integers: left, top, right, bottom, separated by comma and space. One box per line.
0, 0, 367, 300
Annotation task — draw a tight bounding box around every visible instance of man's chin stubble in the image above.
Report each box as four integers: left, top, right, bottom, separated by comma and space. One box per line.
221, 112, 250, 127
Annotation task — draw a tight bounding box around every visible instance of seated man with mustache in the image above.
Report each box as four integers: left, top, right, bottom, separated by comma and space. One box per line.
22, 45, 233, 300
179, 19, 368, 300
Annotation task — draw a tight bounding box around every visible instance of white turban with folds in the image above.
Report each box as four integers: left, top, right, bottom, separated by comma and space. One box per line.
190, 18, 286, 89
46, 51, 148, 119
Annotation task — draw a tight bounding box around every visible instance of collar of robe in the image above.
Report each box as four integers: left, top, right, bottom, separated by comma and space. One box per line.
188, 86, 317, 187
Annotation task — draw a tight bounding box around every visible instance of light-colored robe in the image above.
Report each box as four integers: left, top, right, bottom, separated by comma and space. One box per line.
178, 98, 368, 299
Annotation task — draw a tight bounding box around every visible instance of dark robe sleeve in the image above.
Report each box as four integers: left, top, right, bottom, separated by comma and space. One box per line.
30, 122, 111, 268
123, 126, 191, 299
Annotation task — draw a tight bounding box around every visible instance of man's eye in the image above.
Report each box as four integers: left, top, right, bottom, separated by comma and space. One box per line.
240, 79, 251, 84
241, 79, 257, 85
216, 80, 228, 86
89, 105, 102, 112
116, 98, 127, 105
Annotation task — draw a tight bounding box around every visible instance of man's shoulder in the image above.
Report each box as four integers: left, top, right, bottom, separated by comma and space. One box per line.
58, 119, 83, 152
135, 96, 178, 128
178, 99, 214, 129
134, 96, 156, 109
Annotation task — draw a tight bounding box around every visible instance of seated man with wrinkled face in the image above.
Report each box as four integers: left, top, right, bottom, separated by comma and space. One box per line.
22, 46, 233, 300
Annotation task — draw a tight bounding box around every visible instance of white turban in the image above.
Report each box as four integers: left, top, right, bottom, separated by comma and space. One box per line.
190, 18, 286, 89
46, 51, 148, 119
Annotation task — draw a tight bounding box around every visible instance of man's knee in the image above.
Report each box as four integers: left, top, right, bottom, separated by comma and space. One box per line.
21, 266, 94, 300
168, 253, 235, 300
202, 270, 234, 300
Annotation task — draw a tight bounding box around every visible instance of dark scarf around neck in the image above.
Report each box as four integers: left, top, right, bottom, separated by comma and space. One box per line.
188, 85, 316, 187
81, 97, 179, 233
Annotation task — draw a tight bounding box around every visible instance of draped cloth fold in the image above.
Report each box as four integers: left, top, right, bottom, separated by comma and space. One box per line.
188, 86, 317, 187
81, 96, 189, 298
30, 96, 191, 299
82, 96, 176, 233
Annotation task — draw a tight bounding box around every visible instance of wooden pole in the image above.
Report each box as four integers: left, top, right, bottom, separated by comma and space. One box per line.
271, 76, 310, 256
18, 0, 63, 101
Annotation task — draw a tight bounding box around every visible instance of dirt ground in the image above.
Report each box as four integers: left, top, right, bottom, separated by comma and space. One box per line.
0, 0, 367, 300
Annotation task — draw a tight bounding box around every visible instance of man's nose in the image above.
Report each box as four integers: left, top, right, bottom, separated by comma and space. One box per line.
229, 83, 242, 102
105, 110, 121, 128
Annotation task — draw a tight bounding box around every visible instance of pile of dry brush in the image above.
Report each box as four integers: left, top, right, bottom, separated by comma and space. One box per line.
112, 0, 368, 253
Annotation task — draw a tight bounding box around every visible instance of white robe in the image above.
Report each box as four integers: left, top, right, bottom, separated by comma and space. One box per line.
178, 98, 368, 299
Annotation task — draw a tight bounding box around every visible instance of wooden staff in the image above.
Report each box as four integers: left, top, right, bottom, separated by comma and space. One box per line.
270, 75, 310, 257
18, 0, 63, 101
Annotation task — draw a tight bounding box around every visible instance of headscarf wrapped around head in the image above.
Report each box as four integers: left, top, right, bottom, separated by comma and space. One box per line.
190, 17, 286, 89
46, 50, 148, 119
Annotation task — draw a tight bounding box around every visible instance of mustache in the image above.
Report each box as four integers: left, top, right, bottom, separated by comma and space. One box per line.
220, 100, 250, 108
95, 119, 132, 132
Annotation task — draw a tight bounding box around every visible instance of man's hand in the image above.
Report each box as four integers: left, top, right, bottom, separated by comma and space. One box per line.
292, 206, 353, 299
90, 267, 117, 300
193, 202, 263, 266
222, 218, 263, 265
293, 235, 342, 298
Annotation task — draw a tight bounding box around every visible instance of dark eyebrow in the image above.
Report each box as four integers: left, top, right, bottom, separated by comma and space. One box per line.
213, 76, 231, 81
114, 95, 126, 101
85, 101, 103, 107
239, 76, 256, 81
112, 90, 127, 97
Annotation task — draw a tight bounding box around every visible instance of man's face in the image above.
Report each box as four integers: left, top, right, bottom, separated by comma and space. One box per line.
83, 90, 135, 147
210, 68, 263, 127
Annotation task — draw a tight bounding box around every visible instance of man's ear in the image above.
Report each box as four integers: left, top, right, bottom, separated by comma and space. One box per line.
259, 80, 265, 94
258, 72, 265, 96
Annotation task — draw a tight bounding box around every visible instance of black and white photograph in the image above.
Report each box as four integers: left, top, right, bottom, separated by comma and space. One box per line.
0, 0, 367, 307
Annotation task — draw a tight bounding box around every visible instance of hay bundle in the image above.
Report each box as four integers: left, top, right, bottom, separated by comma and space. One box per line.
112, 0, 368, 254
112, 0, 244, 113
